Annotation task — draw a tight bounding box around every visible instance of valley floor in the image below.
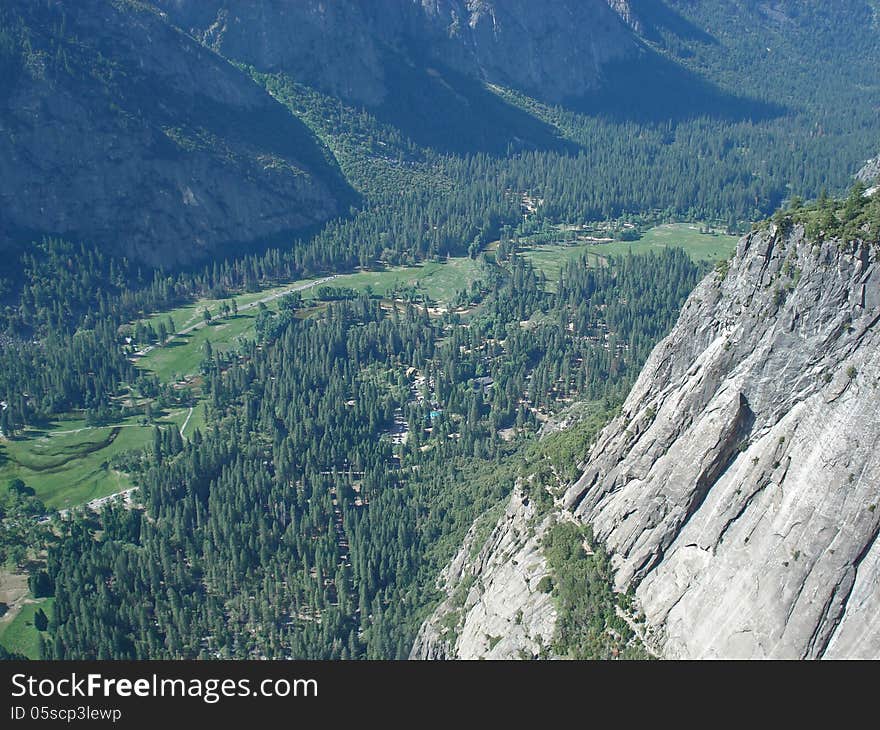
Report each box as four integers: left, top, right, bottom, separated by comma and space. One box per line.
2, 221, 734, 516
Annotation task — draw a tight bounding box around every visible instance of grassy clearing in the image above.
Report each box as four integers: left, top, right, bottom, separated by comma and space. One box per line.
5, 293, 234, 510
2, 280, 254, 510
141, 280, 315, 334
615, 223, 738, 261
0, 597, 53, 659
318, 258, 483, 304
142, 259, 482, 382
138, 276, 343, 382
137, 312, 258, 382
0, 429, 132, 510
0, 408, 191, 509
179, 403, 208, 438
521, 222, 738, 287
520, 245, 605, 287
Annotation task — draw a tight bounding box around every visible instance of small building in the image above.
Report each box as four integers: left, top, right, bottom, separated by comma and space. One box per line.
473, 376, 494, 392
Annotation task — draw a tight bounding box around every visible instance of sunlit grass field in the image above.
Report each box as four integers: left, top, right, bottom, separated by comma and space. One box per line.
521, 222, 738, 288
0, 598, 54, 659
0, 407, 193, 509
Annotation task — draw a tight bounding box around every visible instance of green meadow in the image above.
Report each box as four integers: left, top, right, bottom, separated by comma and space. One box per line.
137, 312, 259, 383
0, 597, 54, 659
314, 257, 484, 304
0, 408, 193, 510
521, 222, 738, 287
611, 223, 739, 261
141, 280, 317, 334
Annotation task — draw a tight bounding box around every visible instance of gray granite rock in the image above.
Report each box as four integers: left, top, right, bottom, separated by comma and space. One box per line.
857, 156, 880, 184
156, 0, 636, 105
410, 486, 557, 660
564, 224, 880, 658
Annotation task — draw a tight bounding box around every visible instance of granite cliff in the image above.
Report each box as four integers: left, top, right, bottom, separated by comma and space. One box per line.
564, 218, 880, 658
410, 486, 558, 660
155, 0, 637, 106
416, 205, 880, 660
858, 156, 880, 185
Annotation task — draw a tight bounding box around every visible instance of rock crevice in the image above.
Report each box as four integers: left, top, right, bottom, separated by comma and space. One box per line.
564, 224, 880, 658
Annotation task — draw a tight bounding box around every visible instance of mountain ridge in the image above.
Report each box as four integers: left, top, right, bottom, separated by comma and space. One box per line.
154, 0, 638, 106
0, 0, 350, 266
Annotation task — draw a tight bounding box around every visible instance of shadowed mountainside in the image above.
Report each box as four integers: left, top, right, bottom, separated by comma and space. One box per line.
0, 0, 353, 266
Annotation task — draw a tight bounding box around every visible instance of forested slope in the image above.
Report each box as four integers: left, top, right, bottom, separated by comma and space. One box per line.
0, 0, 350, 266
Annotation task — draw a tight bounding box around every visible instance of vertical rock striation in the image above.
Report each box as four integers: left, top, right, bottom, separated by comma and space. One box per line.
155, 0, 637, 105
564, 222, 880, 658
410, 487, 558, 660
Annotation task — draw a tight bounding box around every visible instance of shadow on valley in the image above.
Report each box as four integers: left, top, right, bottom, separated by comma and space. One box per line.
369, 40, 783, 152
569, 50, 786, 124
135, 80, 360, 209
372, 52, 576, 156
75, 11, 360, 211
628, 0, 718, 45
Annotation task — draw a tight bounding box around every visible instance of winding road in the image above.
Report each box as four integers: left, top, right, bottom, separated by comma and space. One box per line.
132, 275, 338, 358
39, 277, 340, 520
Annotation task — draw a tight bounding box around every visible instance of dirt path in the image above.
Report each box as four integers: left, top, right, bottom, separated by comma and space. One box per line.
179, 406, 194, 437
50, 423, 139, 436
46, 407, 191, 437
0, 570, 29, 635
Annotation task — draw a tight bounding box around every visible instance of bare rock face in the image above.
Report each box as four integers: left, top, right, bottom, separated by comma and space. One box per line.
857, 156, 880, 184
410, 487, 557, 660
605, 0, 643, 33
155, 0, 392, 106
419, 0, 636, 102
156, 0, 637, 105
564, 224, 880, 658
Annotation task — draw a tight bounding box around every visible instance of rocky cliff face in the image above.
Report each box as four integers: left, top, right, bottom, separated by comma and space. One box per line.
858, 156, 880, 184
605, 1, 643, 33
155, 0, 637, 105
410, 486, 558, 660
0, 0, 347, 265
415, 214, 880, 660
418, 0, 637, 103
564, 220, 880, 658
